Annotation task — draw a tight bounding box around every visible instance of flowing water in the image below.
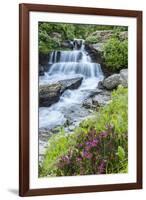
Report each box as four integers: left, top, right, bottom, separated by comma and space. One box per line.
39, 39, 104, 131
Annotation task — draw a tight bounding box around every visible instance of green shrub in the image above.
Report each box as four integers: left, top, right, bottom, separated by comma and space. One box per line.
86, 35, 100, 44
103, 37, 128, 71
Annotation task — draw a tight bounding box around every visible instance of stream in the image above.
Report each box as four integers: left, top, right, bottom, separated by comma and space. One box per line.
39, 39, 104, 161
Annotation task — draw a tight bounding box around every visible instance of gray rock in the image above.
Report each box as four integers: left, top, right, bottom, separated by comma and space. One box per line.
83, 98, 94, 109
103, 74, 121, 90
39, 83, 62, 107
59, 77, 83, 93
92, 43, 104, 53
98, 81, 105, 89
39, 77, 83, 107
39, 65, 44, 76
83, 90, 111, 108
39, 64, 52, 76
92, 91, 111, 106
120, 69, 128, 87
100, 68, 128, 90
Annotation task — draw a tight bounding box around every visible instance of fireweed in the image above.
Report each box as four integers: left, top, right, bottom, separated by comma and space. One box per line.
55, 125, 128, 176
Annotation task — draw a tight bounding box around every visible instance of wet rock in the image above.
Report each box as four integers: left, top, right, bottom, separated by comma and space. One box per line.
83, 98, 94, 109
103, 74, 121, 90
39, 65, 45, 76
83, 90, 111, 109
39, 53, 49, 66
63, 104, 91, 124
59, 77, 83, 93
39, 64, 52, 76
39, 83, 62, 107
98, 81, 105, 89
73, 39, 85, 50
39, 77, 83, 107
92, 91, 111, 106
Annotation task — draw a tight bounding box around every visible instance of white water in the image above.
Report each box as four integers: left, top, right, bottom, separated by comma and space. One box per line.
39, 39, 104, 130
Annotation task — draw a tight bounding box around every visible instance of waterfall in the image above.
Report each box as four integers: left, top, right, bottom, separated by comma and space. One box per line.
47, 39, 102, 78
39, 39, 104, 129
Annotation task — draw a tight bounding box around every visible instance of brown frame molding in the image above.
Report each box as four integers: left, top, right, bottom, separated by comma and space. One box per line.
19, 3, 143, 197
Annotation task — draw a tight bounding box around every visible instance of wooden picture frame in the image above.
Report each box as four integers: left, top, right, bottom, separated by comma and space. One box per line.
19, 3, 142, 197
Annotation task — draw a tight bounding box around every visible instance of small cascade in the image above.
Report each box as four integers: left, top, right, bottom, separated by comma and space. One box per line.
47, 39, 102, 78
39, 39, 104, 129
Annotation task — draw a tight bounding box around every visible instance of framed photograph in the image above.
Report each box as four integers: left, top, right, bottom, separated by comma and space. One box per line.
19, 3, 143, 196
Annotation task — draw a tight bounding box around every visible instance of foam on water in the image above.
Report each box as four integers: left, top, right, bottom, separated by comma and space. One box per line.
39, 39, 104, 129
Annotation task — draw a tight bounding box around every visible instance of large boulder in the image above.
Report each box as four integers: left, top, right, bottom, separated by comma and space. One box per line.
99, 68, 128, 90
39, 77, 83, 107
103, 74, 121, 90
120, 69, 128, 87
39, 83, 62, 107
59, 77, 83, 93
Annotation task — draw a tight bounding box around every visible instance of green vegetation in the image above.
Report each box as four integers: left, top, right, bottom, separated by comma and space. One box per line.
39, 86, 128, 177
86, 35, 100, 44
39, 127, 77, 176
103, 37, 128, 71
39, 22, 128, 54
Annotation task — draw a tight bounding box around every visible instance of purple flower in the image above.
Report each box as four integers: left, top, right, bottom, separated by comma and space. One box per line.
85, 145, 91, 151
85, 139, 98, 150
91, 139, 99, 147
100, 131, 108, 138
76, 157, 82, 162
86, 141, 91, 146
98, 160, 106, 174
61, 155, 70, 164
82, 150, 92, 159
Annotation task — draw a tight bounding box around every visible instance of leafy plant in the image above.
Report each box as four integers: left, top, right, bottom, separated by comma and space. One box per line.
103, 37, 128, 71
86, 35, 100, 44
39, 127, 76, 177
55, 124, 127, 176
